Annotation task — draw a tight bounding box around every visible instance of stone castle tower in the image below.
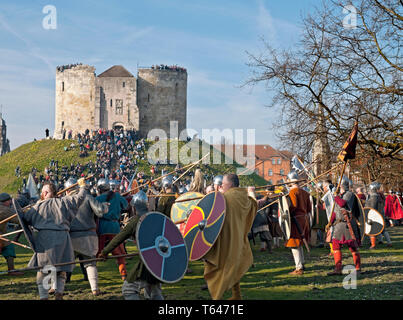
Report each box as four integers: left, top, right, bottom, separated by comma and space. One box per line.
0, 113, 11, 156
54, 63, 187, 139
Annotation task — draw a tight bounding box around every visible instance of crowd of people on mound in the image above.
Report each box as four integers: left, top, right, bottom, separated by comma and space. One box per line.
150, 64, 186, 72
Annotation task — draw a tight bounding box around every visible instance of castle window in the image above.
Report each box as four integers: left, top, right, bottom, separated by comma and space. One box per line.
115, 99, 123, 115
110, 99, 113, 107
147, 94, 150, 102
62, 82, 64, 92
123, 82, 125, 88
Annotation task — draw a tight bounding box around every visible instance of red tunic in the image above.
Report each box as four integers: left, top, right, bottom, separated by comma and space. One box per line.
385, 195, 403, 220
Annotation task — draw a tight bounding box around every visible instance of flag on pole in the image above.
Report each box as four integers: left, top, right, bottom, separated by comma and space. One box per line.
121, 176, 130, 192
337, 121, 358, 162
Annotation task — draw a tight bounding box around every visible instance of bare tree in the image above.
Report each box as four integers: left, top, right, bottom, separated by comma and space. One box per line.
245, 0, 402, 184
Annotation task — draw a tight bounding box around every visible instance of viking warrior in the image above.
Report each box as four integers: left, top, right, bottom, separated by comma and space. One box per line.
339, 177, 362, 245
326, 195, 361, 275
247, 187, 272, 252
157, 176, 176, 218
284, 171, 311, 275
309, 182, 327, 248
188, 169, 205, 194
99, 191, 163, 300
0, 193, 23, 276
23, 179, 87, 300
95, 178, 129, 280
366, 182, 392, 248
203, 174, 257, 300
64, 178, 110, 295
213, 175, 223, 193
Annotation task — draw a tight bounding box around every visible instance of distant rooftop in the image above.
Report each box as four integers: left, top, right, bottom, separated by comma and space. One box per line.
98, 65, 134, 78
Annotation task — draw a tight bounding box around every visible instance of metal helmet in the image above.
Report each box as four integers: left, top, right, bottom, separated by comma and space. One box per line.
97, 178, 110, 191
287, 171, 299, 182
64, 177, 78, 190
130, 190, 148, 216
109, 180, 119, 190
369, 182, 380, 192
213, 175, 223, 186
340, 176, 351, 191
178, 186, 186, 194
162, 175, 173, 189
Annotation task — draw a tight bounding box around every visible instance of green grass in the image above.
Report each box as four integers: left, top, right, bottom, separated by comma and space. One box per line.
1, 227, 402, 300
0, 139, 97, 195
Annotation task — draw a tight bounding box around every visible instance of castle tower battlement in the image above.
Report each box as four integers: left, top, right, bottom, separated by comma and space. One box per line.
54, 63, 187, 139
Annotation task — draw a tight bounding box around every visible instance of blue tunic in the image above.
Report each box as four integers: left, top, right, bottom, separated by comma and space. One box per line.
96, 192, 128, 235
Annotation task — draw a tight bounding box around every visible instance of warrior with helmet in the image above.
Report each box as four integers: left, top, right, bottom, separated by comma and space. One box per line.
326, 176, 362, 276
284, 171, 311, 275
23, 178, 87, 300
366, 182, 392, 249
99, 191, 164, 300
157, 175, 176, 218
95, 178, 129, 280
64, 177, 110, 295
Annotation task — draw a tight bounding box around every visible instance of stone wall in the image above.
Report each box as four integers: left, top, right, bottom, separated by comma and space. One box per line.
137, 68, 187, 139
96, 76, 138, 131
54, 64, 96, 138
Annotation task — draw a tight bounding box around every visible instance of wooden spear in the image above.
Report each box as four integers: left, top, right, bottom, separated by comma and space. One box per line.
0, 253, 139, 275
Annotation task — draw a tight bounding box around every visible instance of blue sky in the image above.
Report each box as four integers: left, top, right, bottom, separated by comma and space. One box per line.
0, 0, 319, 150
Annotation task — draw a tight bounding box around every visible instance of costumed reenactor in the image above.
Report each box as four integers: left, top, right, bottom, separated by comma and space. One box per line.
285, 171, 311, 275
156, 176, 176, 218
366, 182, 392, 248
203, 174, 257, 300
98, 191, 164, 300
326, 194, 362, 275
339, 177, 362, 246
355, 187, 366, 206
310, 183, 327, 248
213, 175, 223, 193
64, 178, 110, 295
384, 190, 403, 227
23, 179, 87, 300
247, 187, 271, 252
322, 179, 335, 256
0, 193, 23, 276
96, 178, 129, 280
188, 169, 205, 194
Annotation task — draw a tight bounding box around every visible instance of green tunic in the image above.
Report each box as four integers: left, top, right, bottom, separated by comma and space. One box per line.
101, 216, 159, 284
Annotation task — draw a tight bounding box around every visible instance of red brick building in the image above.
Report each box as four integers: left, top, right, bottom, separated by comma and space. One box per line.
213, 144, 293, 184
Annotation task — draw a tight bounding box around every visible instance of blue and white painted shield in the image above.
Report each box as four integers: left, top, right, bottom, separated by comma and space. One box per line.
136, 212, 188, 283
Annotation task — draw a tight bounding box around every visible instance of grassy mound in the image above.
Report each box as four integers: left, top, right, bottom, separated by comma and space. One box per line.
0, 139, 267, 195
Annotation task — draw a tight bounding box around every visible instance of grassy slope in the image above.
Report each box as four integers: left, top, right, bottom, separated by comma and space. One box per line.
0, 139, 97, 195
0, 139, 267, 196
1, 227, 402, 300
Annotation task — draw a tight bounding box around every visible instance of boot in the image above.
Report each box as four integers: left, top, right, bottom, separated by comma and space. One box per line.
369, 237, 376, 249
66, 271, 72, 283
327, 250, 342, 275
6, 258, 23, 276
228, 282, 241, 300
266, 241, 272, 254
352, 251, 361, 272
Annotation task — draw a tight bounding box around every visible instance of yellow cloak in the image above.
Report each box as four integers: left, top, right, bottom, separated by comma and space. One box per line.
203, 187, 257, 300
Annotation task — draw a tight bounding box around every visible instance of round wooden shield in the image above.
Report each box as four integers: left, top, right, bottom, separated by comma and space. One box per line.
363, 207, 385, 237
355, 194, 366, 242
136, 212, 188, 283
12, 199, 36, 252
183, 192, 226, 261
278, 196, 292, 240
170, 192, 204, 223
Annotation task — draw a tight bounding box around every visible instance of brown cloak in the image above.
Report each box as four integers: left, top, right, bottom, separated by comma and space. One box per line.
203, 188, 257, 300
